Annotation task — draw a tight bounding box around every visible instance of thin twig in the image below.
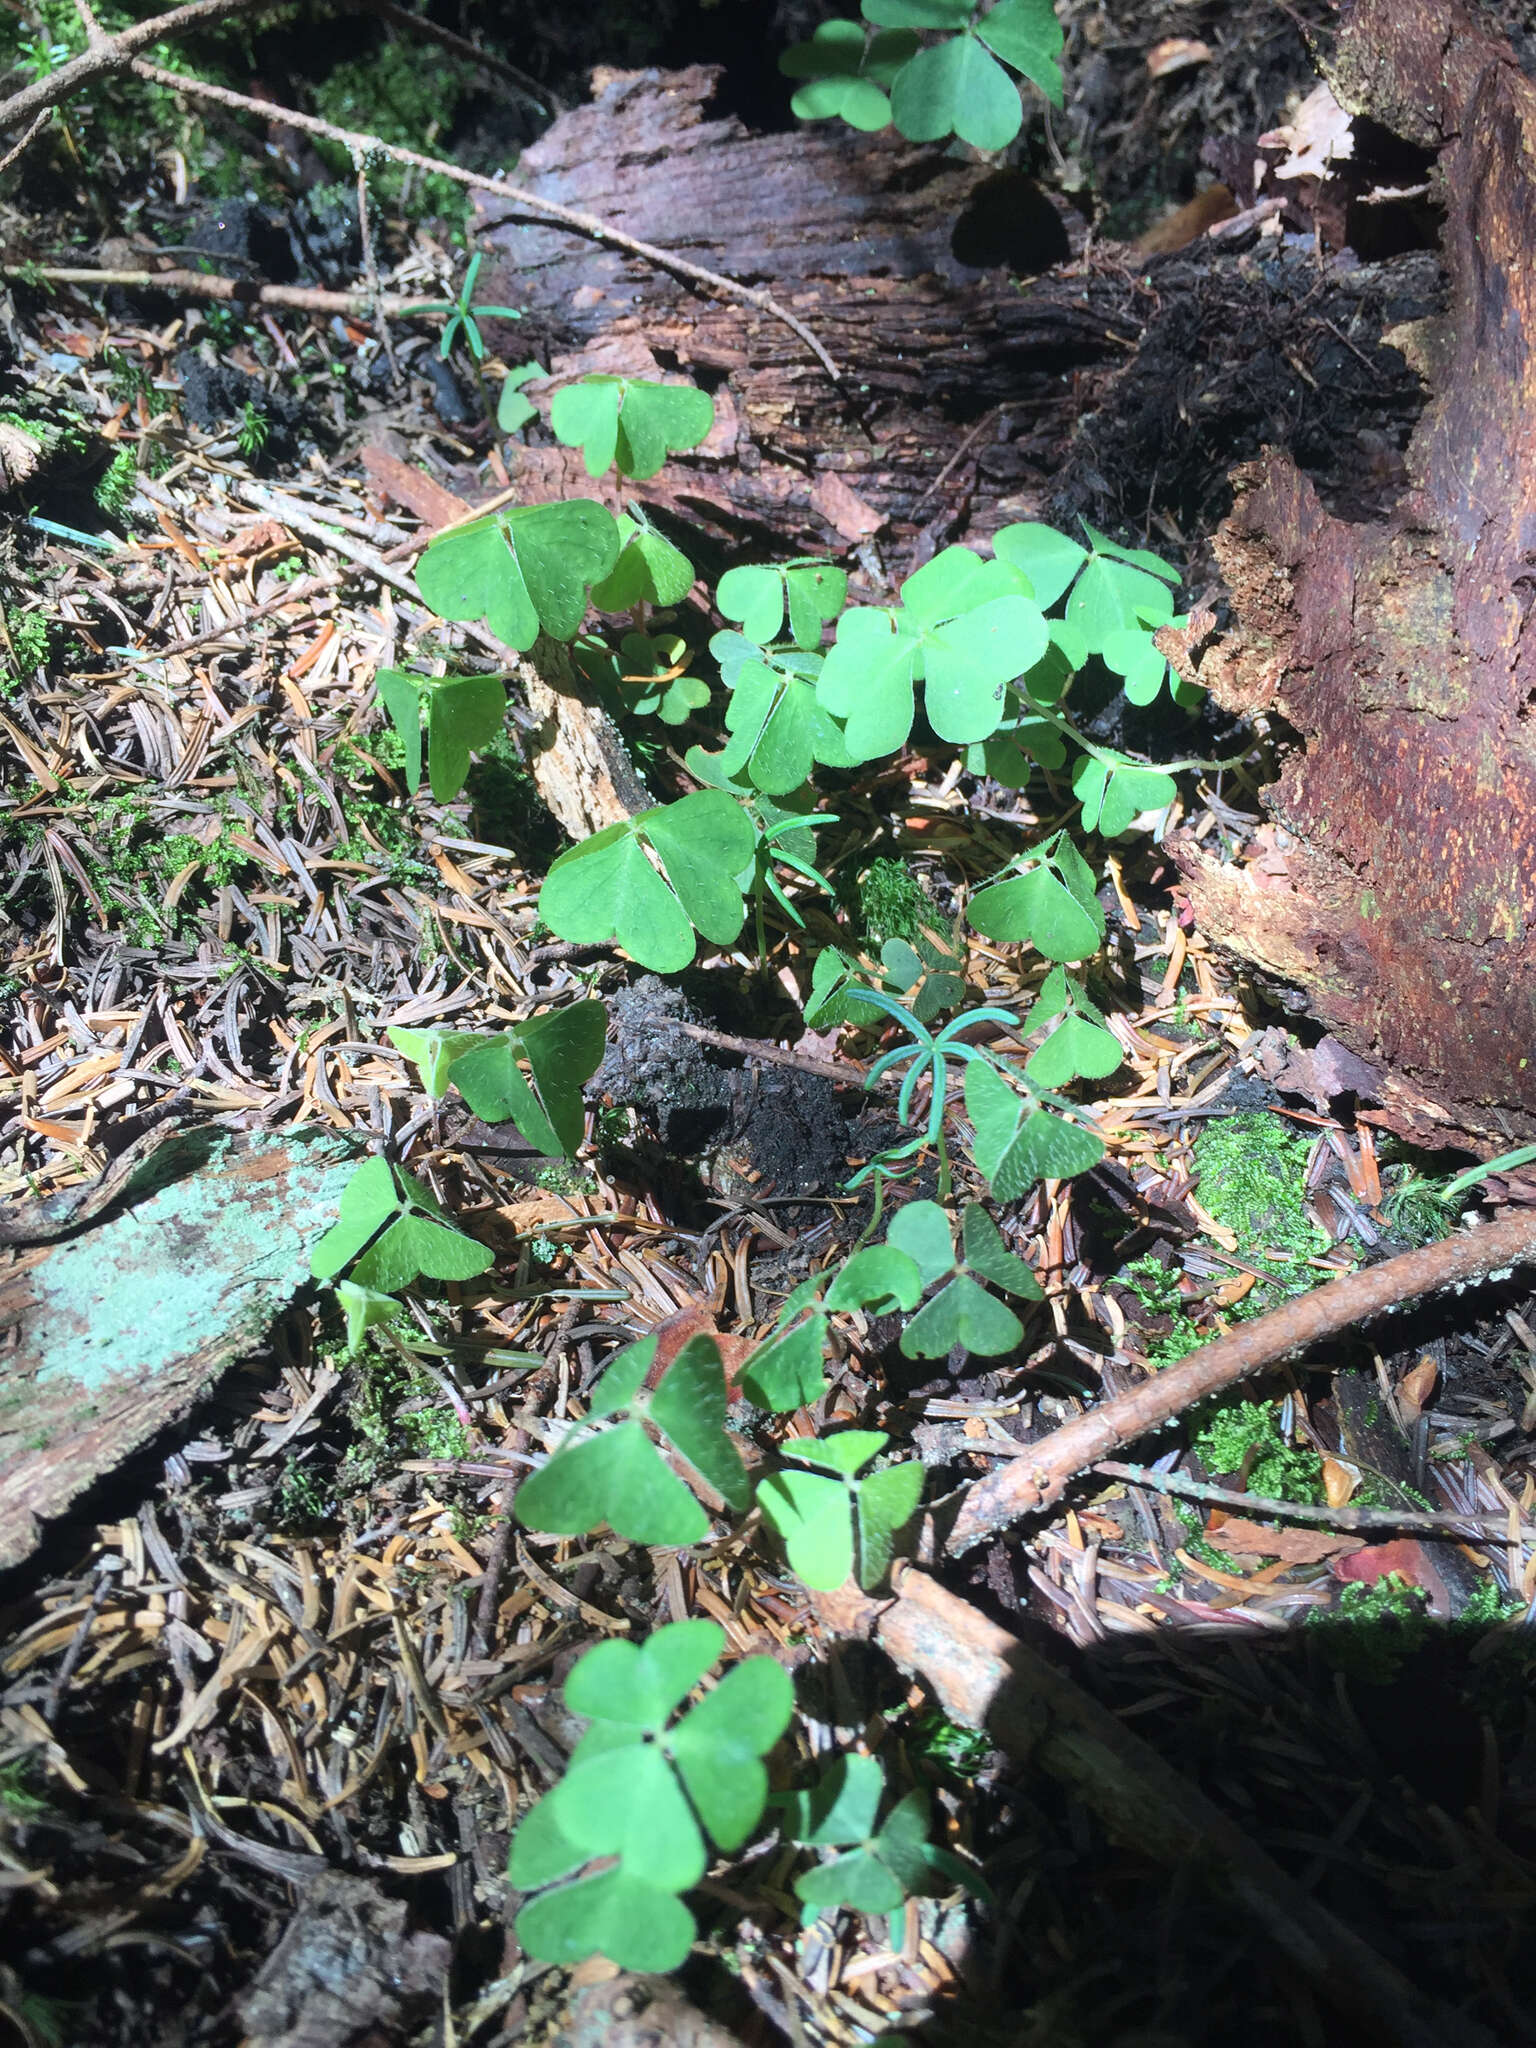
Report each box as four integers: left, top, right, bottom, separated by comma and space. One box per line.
353, 158, 398, 380
672, 1019, 864, 1087
0, 106, 53, 178
0, 0, 271, 135
128, 59, 840, 379
352, 0, 562, 115
948, 1208, 1536, 1552
815, 1567, 1496, 2048
1092, 1458, 1530, 1541
3, 263, 428, 319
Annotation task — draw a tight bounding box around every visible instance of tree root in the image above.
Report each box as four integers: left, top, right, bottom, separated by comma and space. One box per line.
816, 1566, 1497, 2048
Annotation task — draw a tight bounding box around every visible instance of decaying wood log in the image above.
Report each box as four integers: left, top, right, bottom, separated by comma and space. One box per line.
0, 1124, 357, 1568
1174, 0, 1536, 1150
475, 65, 1140, 573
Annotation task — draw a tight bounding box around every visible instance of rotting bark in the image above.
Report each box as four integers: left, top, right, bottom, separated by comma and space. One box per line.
1174, 0, 1536, 1150
817, 1567, 1496, 2048
475, 65, 1139, 570
0, 1124, 357, 1568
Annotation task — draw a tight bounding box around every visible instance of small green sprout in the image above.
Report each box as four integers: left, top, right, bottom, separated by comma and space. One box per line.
756, 1429, 924, 1589
235, 400, 271, 460
402, 251, 522, 363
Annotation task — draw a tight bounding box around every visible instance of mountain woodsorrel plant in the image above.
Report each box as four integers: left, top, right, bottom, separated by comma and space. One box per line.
305, 345, 1217, 1967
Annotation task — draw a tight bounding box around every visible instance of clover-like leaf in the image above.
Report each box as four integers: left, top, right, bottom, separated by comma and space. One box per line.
992, 521, 1088, 607
965, 1059, 1104, 1199
738, 1313, 830, 1412
385, 1024, 484, 1100
824, 1244, 924, 1314
514, 1867, 696, 1972
780, 19, 918, 129
695, 655, 851, 794
649, 1334, 754, 1512
776, 1750, 886, 1845
310, 1156, 492, 1292
416, 500, 621, 650
551, 1740, 704, 1892
1065, 552, 1176, 654
591, 510, 695, 611
890, 31, 1023, 150
1025, 1010, 1124, 1087
816, 605, 923, 761
566, 1619, 724, 1727
550, 375, 715, 480
514, 1420, 708, 1545
884, 1199, 957, 1287
376, 667, 507, 803
1101, 626, 1171, 706
717, 560, 848, 648
960, 1204, 1042, 1297
804, 946, 889, 1030
497, 359, 544, 434
967, 842, 1106, 960
1072, 755, 1178, 837
759, 1433, 922, 1590
538, 791, 755, 971
334, 1278, 399, 1354
514, 1333, 748, 1542
669, 1656, 795, 1849
974, 0, 1064, 107
448, 1000, 607, 1156
899, 1272, 1025, 1358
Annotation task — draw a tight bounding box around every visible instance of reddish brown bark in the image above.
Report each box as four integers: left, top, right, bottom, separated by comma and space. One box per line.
1175, 0, 1536, 1148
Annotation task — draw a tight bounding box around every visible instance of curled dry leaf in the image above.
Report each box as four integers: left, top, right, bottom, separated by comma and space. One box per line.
1397, 1355, 1439, 1421
1145, 37, 1212, 78
1322, 1456, 1361, 1507
1216, 1518, 1364, 1565
1259, 82, 1354, 182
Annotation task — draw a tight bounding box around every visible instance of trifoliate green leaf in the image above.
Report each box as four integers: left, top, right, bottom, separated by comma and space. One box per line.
825, 1244, 924, 1313
975, 0, 1064, 107
550, 376, 715, 480
1025, 1011, 1124, 1087
416, 500, 621, 649
816, 606, 923, 761
796, 1846, 906, 1915
890, 32, 1023, 150
738, 1314, 830, 1412
566, 1620, 723, 1728
591, 511, 696, 610
447, 1000, 607, 1156
335, 1278, 399, 1354
884, 1199, 957, 1287
515, 1867, 696, 1972
374, 669, 507, 803
716, 560, 848, 647
1072, 755, 1178, 837
961, 1204, 1042, 1296
757, 1467, 853, 1589
776, 1751, 886, 1845
856, 1459, 925, 1583
781, 20, 918, 129
508, 1788, 588, 1890
310, 1156, 492, 1291
991, 521, 1087, 606
967, 860, 1106, 960
784, 1430, 890, 1478
649, 1334, 753, 1512
899, 1273, 1024, 1358
496, 360, 544, 434
551, 1740, 704, 1891
386, 1025, 484, 1101
668, 1657, 795, 1850
965, 1060, 1104, 1199
538, 792, 754, 971
513, 1420, 709, 1545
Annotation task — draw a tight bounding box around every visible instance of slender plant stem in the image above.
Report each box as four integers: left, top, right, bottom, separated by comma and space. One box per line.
1091, 1458, 1532, 1540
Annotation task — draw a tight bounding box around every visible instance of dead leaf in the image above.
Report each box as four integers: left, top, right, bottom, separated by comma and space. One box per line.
225, 519, 292, 557
1146, 37, 1212, 78
1259, 83, 1354, 182
1322, 1457, 1361, 1506
810, 467, 883, 541
0, 422, 42, 493
1216, 1519, 1364, 1564
646, 1304, 753, 1391
1398, 1356, 1438, 1421
361, 444, 475, 532
1135, 188, 1237, 255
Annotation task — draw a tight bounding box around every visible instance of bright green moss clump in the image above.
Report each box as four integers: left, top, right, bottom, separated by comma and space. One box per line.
1193, 1110, 1325, 1270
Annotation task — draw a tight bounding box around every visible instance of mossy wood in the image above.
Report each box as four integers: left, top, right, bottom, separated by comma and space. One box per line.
1176, 0, 1536, 1151
0, 1125, 359, 1567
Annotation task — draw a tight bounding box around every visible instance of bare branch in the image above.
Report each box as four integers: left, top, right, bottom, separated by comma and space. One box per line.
947, 1206, 1536, 1552
0, 0, 273, 137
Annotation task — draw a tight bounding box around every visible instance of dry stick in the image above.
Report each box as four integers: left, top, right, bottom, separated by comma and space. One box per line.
948, 1207, 1536, 1553
672, 1019, 863, 1088
4, 264, 429, 319
0, 0, 270, 134
1091, 1458, 1529, 1541
0, 106, 53, 178
817, 1566, 1496, 2048
128, 59, 841, 380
